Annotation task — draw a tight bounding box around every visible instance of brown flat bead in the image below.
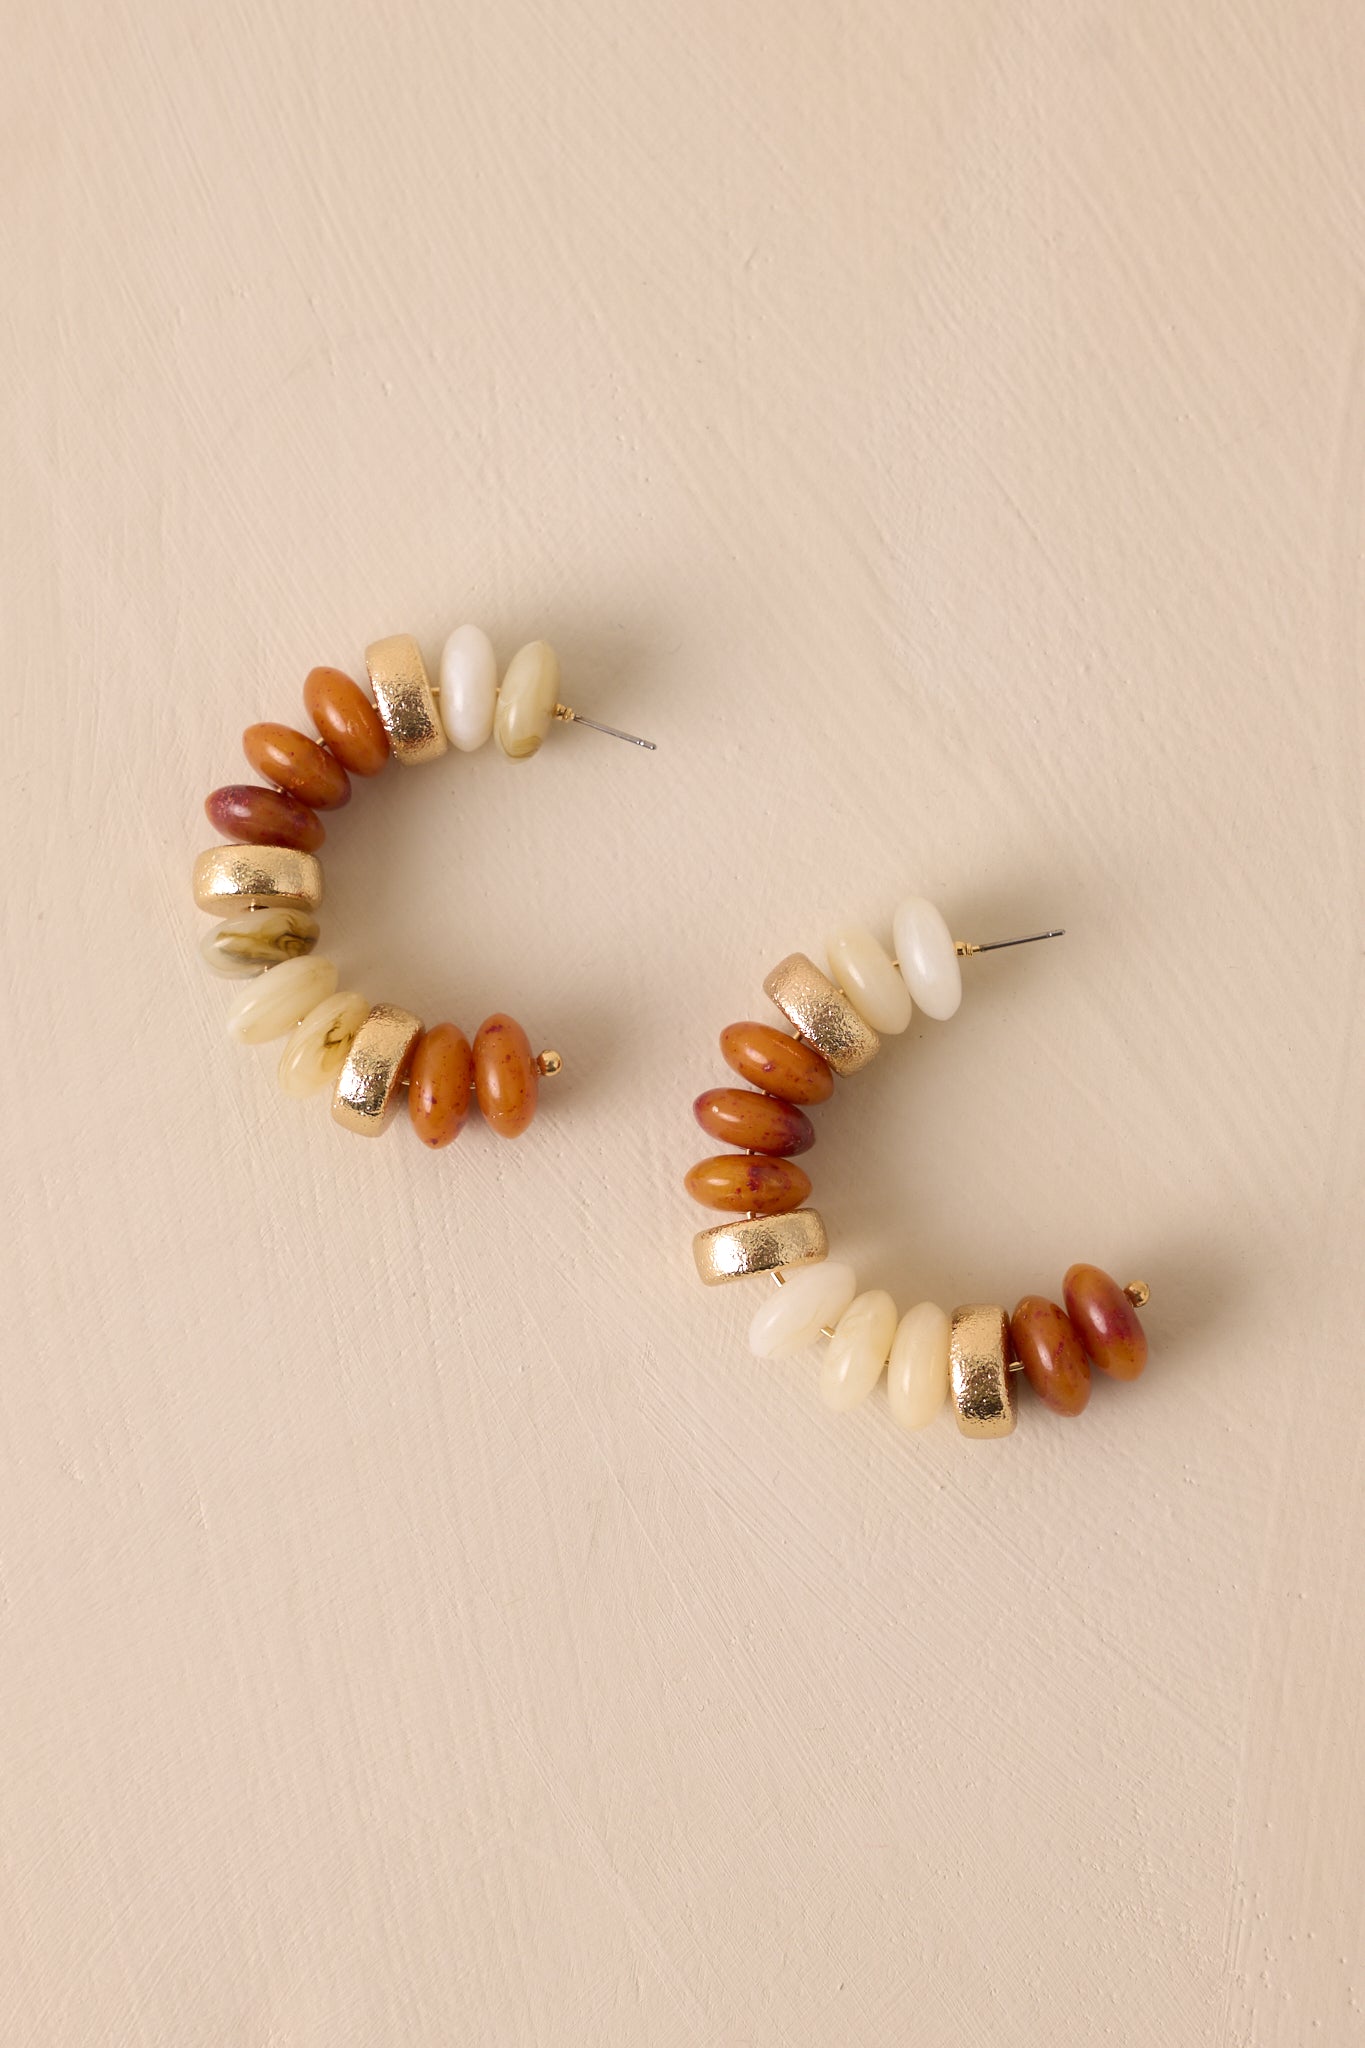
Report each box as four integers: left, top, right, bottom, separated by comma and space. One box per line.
303, 665, 391, 777
408, 1023, 475, 1148
683, 1154, 812, 1215
473, 1013, 539, 1139
693, 1086, 814, 1156
1010, 1295, 1091, 1417
204, 783, 324, 853
1063, 1264, 1148, 1381
243, 722, 352, 810
718, 1021, 834, 1105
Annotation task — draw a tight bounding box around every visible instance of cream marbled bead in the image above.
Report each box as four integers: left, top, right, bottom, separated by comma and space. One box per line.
200, 909, 320, 979
820, 1289, 897, 1410
892, 896, 962, 1021
887, 1301, 951, 1430
495, 640, 559, 760
278, 990, 369, 1098
748, 1261, 857, 1360
227, 954, 339, 1045
439, 623, 499, 751
826, 927, 913, 1035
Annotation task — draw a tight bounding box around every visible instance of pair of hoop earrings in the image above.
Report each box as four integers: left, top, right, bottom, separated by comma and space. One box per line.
191, 615, 1151, 1440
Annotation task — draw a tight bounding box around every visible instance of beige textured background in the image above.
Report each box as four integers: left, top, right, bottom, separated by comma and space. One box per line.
4, 3, 1364, 2042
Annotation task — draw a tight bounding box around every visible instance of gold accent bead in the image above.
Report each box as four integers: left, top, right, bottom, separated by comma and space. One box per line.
192, 844, 323, 915
332, 1002, 423, 1135
948, 1304, 1018, 1438
1123, 1280, 1151, 1309
535, 1049, 563, 1077
762, 953, 880, 1076
365, 634, 448, 768
692, 1207, 829, 1286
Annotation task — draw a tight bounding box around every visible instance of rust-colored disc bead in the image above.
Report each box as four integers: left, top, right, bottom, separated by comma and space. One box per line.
243, 722, 352, 810
204, 783, 324, 853
683, 1154, 812, 1215
693, 1086, 815, 1156
303, 666, 391, 777
1063, 1264, 1148, 1381
1010, 1295, 1092, 1417
408, 1022, 475, 1149
473, 1013, 539, 1139
718, 1021, 834, 1106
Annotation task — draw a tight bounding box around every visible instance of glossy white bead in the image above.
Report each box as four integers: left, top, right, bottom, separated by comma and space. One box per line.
826, 927, 913, 1035
892, 896, 962, 1020
748, 1261, 857, 1360
439, 623, 499, 751
887, 1301, 951, 1429
227, 954, 338, 1046
820, 1289, 898, 1410
494, 640, 560, 760
278, 990, 369, 1098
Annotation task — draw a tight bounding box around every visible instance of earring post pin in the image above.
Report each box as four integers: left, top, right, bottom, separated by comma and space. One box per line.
955, 928, 1065, 958
553, 704, 656, 749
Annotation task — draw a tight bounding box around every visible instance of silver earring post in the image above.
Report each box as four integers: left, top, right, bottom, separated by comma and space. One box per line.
955, 928, 1065, 958
552, 705, 656, 749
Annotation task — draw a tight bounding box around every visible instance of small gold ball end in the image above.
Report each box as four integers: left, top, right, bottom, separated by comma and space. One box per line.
536, 1049, 563, 1078
1123, 1280, 1151, 1309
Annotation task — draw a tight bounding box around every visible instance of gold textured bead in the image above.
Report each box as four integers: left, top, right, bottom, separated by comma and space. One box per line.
365, 633, 448, 767
692, 1207, 829, 1286
948, 1304, 1018, 1439
762, 953, 880, 1076
332, 1002, 424, 1135
192, 844, 323, 915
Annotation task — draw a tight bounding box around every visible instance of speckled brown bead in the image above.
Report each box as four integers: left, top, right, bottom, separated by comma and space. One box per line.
205, 783, 325, 853
303, 666, 391, 777
473, 1013, 539, 1139
243, 722, 352, 810
1063, 1264, 1148, 1381
683, 1154, 812, 1215
718, 1021, 834, 1106
408, 1023, 475, 1149
1010, 1295, 1092, 1416
693, 1086, 815, 1156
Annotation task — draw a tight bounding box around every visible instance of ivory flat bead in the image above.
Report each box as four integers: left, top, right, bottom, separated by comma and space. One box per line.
719, 1021, 834, 1105
439, 625, 499, 751
495, 641, 559, 760
826, 928, 913, 1035
892, 896, 962, 1021
820, 1289, 897, 1410
278, 990, 369, 1097
887, 1301, 950, 1430
748, 1261, 857, 1360
227, 954, 338, 1045
200, 909, 319, 978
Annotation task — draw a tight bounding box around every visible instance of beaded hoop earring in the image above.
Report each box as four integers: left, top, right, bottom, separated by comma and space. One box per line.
686, 903, 1149, 1435
193, 627, 651, 1143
